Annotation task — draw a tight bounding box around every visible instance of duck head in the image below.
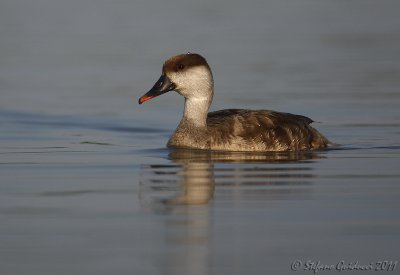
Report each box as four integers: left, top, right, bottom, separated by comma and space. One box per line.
139, 53, 214, 104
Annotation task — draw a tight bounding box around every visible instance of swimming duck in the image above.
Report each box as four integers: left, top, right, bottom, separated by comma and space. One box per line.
138, 53, 331, 151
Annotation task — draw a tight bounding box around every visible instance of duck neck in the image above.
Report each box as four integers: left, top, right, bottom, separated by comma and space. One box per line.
181, 96, 211, 128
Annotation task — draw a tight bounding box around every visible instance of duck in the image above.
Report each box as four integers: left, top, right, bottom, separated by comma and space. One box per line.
138, 53, 331, 151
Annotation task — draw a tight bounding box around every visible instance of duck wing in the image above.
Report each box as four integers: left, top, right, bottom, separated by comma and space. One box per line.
206, 109, 329, 151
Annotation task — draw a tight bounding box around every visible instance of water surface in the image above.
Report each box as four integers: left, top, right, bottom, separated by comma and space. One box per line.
1, 0, 400, 274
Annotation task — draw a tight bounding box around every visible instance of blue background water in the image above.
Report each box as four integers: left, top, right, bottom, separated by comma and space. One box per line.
1, 0, 399, 274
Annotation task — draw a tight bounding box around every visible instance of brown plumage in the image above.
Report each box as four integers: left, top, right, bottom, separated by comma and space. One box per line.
139, 53, 331, 152
206, 109, 329, 151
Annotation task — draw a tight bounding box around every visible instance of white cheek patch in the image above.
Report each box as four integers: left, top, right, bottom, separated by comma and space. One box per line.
185, 66, 212, 88
166, 65, 213, 99
186, 66, 212, 81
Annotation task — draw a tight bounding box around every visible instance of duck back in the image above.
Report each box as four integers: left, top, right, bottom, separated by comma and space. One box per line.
206, 109, 330, 151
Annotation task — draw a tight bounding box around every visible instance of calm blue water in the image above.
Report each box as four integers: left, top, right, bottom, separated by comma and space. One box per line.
1, 1, 400, 274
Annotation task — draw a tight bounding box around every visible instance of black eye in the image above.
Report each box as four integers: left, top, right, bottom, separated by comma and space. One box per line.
177, 63, 185, 71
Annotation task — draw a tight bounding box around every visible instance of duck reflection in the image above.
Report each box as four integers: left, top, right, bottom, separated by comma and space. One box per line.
165, 162, 215, 205
139, 149, 323, 207
139, 149, 324, 275
169, 148, 321, 164
139, 162, 214, 207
